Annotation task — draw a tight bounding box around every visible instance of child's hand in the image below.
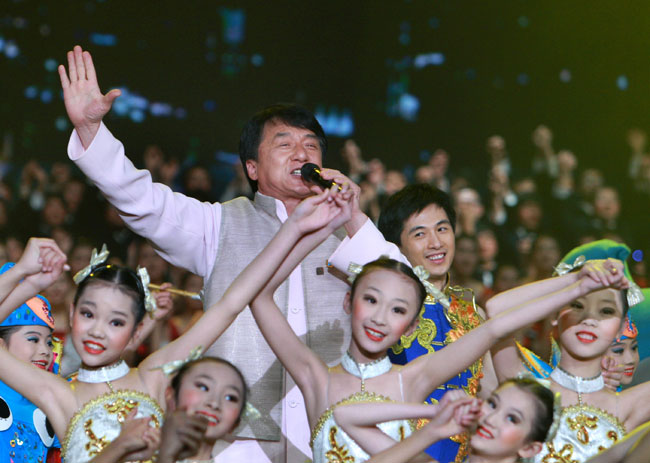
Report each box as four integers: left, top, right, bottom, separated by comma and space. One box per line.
16, 238, 69, 291
578, 259, 628, 294
152, 282, 174, 321
291, 187, 350, 235
425, 391, 480, 438
158, 410, 208, 462
111, 408, 160, 462
601, 356, 624, 391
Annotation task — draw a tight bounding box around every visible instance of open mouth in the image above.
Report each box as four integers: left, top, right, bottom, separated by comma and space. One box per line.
32, 360, 48, 370
476, 426, 493, 439
196, 411, 219, 426
426, 252, 446, 265
624, 369, 635, 377
83, 341, 106, 355
364, 327, 386, 342
576, 331, 597, 344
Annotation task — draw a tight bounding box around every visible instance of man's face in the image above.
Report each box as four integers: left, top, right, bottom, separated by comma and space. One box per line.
399, 204, 455, 286
245, 120, 323, 205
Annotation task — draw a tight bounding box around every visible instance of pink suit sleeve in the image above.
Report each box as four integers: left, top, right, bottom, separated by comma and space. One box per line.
328, 218, 410, 276
67, 123, 220, 278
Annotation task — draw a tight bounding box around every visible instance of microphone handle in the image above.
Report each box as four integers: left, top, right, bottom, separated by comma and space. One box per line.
311, 170, 342, 191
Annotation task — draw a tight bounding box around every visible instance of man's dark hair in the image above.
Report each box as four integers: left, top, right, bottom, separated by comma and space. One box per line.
238, 103, 327, 192
378, 184, 456, 246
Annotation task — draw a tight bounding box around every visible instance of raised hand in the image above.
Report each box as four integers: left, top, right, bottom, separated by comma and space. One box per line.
578, 258, 629, 294
290, 187, 351, 236
317, 167, 365, 235
601, 356, 624, 392
102, 408, 161, 462
152, 282, 174, 321
158, 410, 208, 462
424, 391, 479, 438
15, 238, 69, 292
58, 45, 122, 148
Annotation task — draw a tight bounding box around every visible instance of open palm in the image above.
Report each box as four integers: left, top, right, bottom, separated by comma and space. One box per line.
58, 46, 121, 147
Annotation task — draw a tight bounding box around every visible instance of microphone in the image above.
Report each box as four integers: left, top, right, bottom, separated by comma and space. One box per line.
300, 163, 342, 191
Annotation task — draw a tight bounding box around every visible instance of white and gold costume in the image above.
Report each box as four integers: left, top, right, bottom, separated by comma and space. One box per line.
310, 353, 415, 463
534, 403, 625, 463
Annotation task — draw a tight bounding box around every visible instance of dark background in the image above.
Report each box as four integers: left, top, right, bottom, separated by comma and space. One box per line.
3, 0, 650, 176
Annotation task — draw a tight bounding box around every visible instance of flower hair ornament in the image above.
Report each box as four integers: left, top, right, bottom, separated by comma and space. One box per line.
552, 255, 586, 277
72, 243, 110, 284
346, 260, 450, 309
151, 345, 204, 376
137, 266, 158, 317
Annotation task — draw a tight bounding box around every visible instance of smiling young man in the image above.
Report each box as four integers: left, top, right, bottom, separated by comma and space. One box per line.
60, 46, 362, 463
329, 183, 496, 463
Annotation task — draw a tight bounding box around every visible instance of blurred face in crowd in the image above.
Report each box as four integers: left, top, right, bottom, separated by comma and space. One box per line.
366, 159, 386, 186
43, 197, 67, 228
415, 165, 435, 184
429, 149, 449, 178
627, 128, 647, 153
486, 135, 506, 161
494, 265, 520, 294
477, 229, 499, 263
594, 187, 620, 221
579, 169, 603, 198
63, 180, 86, 212
530, 236, 560, 277
138, 242, 169, 284
50, 162, 72, 185
384, 170, 407, 196
456, 188, 484, 223
453, 236, 479, 279
185, 166, 212, 194
517, 200, 542, 231
144, 145, 164, 172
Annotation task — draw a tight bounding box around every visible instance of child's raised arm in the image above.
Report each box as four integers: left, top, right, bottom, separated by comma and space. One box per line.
140, 188, 351, 397
333, 392, 478, 463
488, 258, 628, 382
249, 189, 352, 420
403, 259, 627, 401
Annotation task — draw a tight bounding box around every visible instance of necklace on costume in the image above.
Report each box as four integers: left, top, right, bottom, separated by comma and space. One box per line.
77, 360, 130, 392
550, 366, 604, 405
341, 351, 392, 392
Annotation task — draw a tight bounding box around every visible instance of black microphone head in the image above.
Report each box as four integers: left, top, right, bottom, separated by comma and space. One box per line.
300, 163, 320, 182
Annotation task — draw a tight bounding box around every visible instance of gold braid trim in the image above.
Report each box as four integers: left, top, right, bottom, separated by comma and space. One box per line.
310, 390, 416, 449
62, 389, 164, 460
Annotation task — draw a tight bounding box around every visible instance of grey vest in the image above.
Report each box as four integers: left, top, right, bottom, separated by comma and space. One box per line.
203, 192, 350, 441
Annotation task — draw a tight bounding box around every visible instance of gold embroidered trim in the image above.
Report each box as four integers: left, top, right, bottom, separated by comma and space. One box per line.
325, 427, 355, 462
310, 390, 416, 449
542, 441, 578, 463
62, 389, 164, 459
561, 403, 626, 437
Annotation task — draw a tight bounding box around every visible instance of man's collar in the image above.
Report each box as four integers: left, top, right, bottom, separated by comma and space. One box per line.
254, 191, 288, 222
